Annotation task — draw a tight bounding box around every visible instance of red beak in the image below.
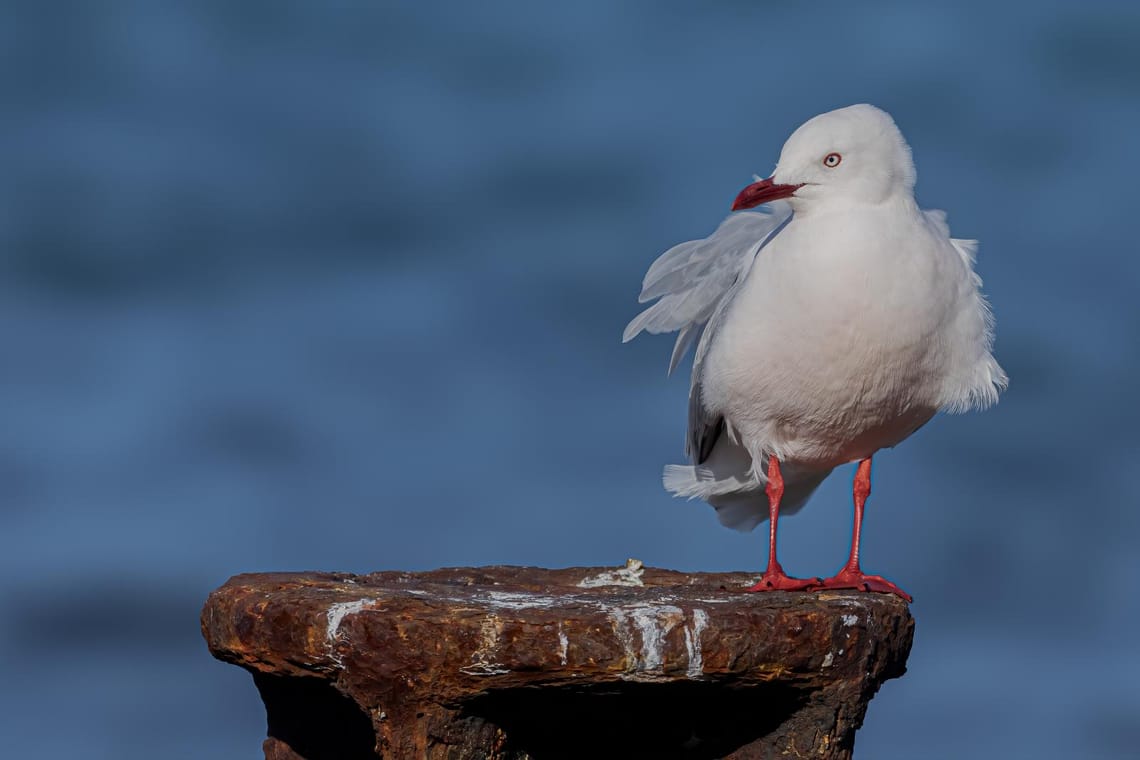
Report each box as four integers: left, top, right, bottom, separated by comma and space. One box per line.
731, 177, 803, 211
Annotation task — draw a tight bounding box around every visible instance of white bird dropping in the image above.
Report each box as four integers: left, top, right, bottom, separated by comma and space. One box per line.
624, 104, 1007, 601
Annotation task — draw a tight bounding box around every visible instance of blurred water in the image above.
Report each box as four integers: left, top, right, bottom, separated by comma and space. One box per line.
1, 2, 1137, 757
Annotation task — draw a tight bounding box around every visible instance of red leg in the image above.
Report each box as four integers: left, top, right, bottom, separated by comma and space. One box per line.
814, 457, 912, 602
745, 456, 817, 592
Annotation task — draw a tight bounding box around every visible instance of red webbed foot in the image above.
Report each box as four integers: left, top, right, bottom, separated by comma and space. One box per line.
744, 570, 821, 593
814, 569, 912, 602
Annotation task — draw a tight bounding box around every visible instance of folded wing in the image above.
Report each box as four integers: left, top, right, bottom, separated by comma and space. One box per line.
921, 209, 1008, 413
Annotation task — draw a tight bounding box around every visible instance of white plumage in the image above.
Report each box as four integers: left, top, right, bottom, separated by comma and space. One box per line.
626, 104, 1007, 532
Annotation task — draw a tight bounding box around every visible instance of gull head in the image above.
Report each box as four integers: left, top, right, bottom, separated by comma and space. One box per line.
732, 104, 916, 212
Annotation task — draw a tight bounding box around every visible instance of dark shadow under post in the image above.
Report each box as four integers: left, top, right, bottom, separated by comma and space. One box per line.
254, 673, 377, 760
201, 564, 914, 759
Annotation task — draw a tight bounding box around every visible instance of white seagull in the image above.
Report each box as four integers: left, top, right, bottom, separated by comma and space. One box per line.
624, 104, 1007, 601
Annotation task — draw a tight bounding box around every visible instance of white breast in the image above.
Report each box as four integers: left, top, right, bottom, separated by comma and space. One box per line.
699, 202, 974, 468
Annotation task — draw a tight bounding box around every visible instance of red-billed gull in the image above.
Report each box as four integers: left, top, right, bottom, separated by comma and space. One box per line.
624, 104, 1007, 601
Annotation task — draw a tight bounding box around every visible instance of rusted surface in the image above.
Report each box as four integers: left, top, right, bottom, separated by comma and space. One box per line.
202, 563, 914, 759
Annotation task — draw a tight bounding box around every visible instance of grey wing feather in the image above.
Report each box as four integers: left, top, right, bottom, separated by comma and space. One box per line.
623, 203, 793, 463
622, 203, 792, 376
685, 296, 735, 463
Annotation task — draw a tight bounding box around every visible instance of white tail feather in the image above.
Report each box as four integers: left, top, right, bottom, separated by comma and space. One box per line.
663, 463, 830, 533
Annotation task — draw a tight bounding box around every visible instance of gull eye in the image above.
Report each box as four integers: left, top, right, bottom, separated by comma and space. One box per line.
823, 152, 842, 168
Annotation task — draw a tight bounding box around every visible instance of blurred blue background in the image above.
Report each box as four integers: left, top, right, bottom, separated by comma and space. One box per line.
1, 1, 1137, 757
